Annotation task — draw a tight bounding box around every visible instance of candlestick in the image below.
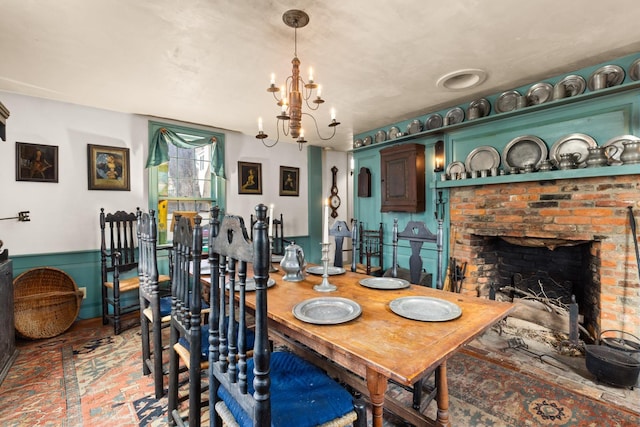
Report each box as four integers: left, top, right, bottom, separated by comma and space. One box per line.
314, 242, 337, 292
322, 199, 329, 243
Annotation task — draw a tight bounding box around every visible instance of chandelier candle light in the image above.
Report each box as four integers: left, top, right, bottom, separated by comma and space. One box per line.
256, 9, 340, 150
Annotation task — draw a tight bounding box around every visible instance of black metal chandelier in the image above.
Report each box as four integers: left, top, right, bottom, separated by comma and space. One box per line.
256, 9, 340, 151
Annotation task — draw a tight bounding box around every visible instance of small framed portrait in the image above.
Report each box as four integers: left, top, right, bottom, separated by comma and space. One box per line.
279, 166, 299, 196
87, 144, 130, 191
16, 142, 59, 183
238, 161, 262, 194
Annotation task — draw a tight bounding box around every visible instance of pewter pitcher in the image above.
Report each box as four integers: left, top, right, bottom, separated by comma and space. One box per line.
280, 242, 306, 281
620, 140, 640, 165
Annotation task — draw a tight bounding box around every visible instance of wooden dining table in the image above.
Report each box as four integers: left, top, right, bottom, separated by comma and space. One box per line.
204, 265, 513, 427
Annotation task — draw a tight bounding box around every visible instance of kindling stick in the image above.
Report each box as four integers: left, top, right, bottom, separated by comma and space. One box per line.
628, 206, 640, 283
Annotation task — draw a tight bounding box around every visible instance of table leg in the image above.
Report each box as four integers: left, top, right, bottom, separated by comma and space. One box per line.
435, 361, 451, 427
365, 367, 387, 427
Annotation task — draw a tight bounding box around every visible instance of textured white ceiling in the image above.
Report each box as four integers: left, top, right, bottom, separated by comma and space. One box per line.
1, 0, 640, 151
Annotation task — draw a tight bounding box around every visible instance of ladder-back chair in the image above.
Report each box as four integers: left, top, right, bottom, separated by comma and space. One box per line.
210, 204, 365, 427
329, 220, 353, 268
100, 208, 140, 335
251, 212, 285, 255
357, 222, 383, 275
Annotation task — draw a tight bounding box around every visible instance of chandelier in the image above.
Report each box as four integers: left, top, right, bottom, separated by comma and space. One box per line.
256, 9, 340, 150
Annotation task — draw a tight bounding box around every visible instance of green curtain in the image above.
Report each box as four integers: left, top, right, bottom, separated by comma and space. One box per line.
145, 127, 225, 178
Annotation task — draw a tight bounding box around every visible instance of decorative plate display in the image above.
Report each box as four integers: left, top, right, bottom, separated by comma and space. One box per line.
359, 277, 410, 290
425, 113, 443, 130
587, 64, 625, 91
445, 107, 465, 125
362, 135, 373, 146
602, 134, 640, 165
502, 135, 548, 169
550, 133, 598, 167
375, 129, 387, 143
407, 119, 422, 135
306, 266, 346, 276
388, 126, 401, 140
467, 98, 491, 118
526, 82, 553, 105
292, 297, 362, 325
226, 277, 276, 292
445, 161, 466, 176
557, 74, 586, 98
389, 296, 462, 322
465, 146, 500, 172
629, 58, 640, 81
353, 139, 363, 149
495, 90, 521, 113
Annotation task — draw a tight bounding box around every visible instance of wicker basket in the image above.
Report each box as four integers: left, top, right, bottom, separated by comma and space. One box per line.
13, 267, 83, 339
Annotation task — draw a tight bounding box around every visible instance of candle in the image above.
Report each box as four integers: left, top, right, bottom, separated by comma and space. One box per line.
258, 117, 263, 132
317, 85, 322, 98
322, 199, 329, 244
330, 107, 336, 121
268, 204, 274, 237
309, 67, 314, 82
270, 73, 276, 85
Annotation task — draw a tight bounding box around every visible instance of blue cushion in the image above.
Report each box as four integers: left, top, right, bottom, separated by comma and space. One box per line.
178, 322, 255, 361
218, 351, 354, 427
159, 296, 172, 317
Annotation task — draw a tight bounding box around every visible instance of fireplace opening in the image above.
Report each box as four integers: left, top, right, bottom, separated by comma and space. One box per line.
474, 235, 600, 338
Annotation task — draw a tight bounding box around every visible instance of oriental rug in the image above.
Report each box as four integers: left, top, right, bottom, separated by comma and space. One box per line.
1, 318, 639, 426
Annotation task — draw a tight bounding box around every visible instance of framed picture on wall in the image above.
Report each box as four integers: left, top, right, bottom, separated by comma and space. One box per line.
87, 144, 130, 191
279, 166, 299, 196
238, 161, 262, 194
15, 142, 59, 183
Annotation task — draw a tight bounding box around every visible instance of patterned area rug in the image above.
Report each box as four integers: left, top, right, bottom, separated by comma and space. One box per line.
1, 320, 639, 426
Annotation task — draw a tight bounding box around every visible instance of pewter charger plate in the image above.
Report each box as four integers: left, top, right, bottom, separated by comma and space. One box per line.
306, 266, 346, 276
226, 277, 276, 292
359, 277, 410, 290
293, 297, 362, 325
389, 296, 462, 322
465, 146, 500, 172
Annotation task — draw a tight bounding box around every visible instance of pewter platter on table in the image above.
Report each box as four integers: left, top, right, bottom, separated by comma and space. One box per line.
602, 135, 640, 165
445, 161, 465, 177
226, 277, 276, 292
359, 277, 410, 290
467, 98, 491, 118
587, 64, 625, 91
389, 296, 462, 322
465, 146, 500, 172
445, 107, 465, 125
293, 297, 362, 325
526, 82, 553, 105
502, 135, 548, 169
425, 114, 443, 130
407, 119, 422, 135
550, 133, 597, 167
272, 254, 284, 263
556, 74, 586, 98
495, 90, 520, 113
388, 126, 401, 140
306, 266, 346, 276
629, 58, 640, 81
375, 129, 387, 143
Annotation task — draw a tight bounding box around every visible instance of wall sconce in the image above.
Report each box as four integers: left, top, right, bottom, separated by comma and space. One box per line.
434, 140, 444, 172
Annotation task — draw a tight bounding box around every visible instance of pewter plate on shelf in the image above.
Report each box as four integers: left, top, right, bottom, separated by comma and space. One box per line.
587, 64, 625, 90
629, 58, 640, 81
425, 114, 443, 130
526, 82, 553, 105
226, 277, 276, 292
388, 126, 401, 140
353, 139, 363, 149
445, 107, 465, 125
407, 119, 422, 135
468, 98, 491, 118
293, 297, 362, 325
550, 133, 597, 167
445, 161, 465, 176
359, 277, 410, 290
306, 266, 346, 276
602, 134, 640, 165
465, 145, 500, 172
502, 135, 548, 169
557, 74, 586, 97
363, 135, 373, 146
375, 129, 387, 143
389, 296, 462, 322
495, 90, 521, 113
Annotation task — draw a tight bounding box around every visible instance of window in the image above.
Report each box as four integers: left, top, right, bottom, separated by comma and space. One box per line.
148, 121, 225, 244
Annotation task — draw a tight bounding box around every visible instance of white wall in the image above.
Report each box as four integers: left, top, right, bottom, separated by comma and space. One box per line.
0, 91, 312, 256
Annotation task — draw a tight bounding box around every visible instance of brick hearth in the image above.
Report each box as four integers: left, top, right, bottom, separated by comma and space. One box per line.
448, 174, 640, 335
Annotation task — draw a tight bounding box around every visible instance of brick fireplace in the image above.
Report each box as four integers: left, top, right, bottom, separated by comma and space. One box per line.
447, 174, 640, 338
